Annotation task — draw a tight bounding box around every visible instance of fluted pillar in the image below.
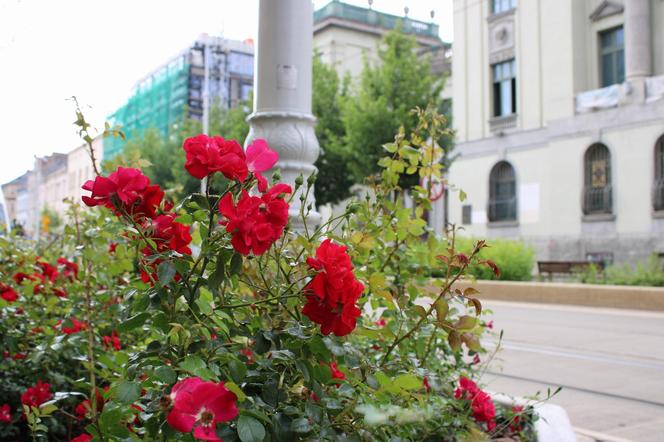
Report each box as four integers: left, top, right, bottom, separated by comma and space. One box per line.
246, 0, 321, 226
624, 0, 652, 102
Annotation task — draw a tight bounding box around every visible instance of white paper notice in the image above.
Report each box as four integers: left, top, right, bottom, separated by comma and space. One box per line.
519, 183, 540, 223
277, 64, 297, 90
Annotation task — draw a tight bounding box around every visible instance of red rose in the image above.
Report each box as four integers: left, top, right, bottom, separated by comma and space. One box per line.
12, 272, 35, 284
70, 434, 93, 442
301, 239, 364, 337
329, 362, 345, 384
21, 380, 53, 407
82, 167, 150, 209
149, 214, 192, 255
0, 284, 17, 303
0, 404, 11, 423
58, 318, 87, 335
423, 377, 431, 393
53, 287, 68, 298
108, 242, 118, 254
103, 331, 121, 351
245, 139, 278, 192
132, 184, 164, 219
455, 377, 496, 431
183, 134, 248, 182
167, 377, 238, 441
36, 259, 59, 282
57, 257, 78, 280
219, 183, 291, 256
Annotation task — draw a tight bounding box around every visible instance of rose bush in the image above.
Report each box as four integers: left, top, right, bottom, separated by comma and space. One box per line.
0, 107, 538, 441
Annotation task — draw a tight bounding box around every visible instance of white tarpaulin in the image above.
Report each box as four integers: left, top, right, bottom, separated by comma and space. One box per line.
575, 85, 619, 113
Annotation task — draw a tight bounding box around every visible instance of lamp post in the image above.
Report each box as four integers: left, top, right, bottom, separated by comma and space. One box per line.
245, 0, 321, 227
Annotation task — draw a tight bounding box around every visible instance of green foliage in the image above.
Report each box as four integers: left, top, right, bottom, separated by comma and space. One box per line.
342, 26, 448, 186
312, 54, 354, 206
576, 254, 664, 286
455, 237, 535, 281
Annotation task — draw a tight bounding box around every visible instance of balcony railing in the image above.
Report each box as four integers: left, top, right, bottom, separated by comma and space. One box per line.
653, 179, 664, 211
583, 185, 612, 215
488, 197, 517, 222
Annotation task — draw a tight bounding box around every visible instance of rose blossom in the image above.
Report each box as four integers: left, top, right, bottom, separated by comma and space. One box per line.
245, 139, 278, 192
0, 404, 11, 423
82, 167, 150, 209
219, 183, 292, 256
167, 377, 238, 441
0, 284, 18, 303
183, 134, 248, 181
301, 239, 364, 337
21, 380, 53, 407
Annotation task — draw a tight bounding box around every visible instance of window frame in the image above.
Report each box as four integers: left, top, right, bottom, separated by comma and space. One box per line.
491, 0, 516, 15
492, 59, 517, 118
583, 143, 613, 216
488, 161, 518, 222
598, 26, 625, 88
654, 135, 664, 212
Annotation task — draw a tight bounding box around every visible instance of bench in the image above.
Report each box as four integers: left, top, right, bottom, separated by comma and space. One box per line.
537, 261, 605, 280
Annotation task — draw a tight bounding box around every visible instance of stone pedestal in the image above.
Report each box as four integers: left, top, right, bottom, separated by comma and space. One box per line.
246, 0, 321, 227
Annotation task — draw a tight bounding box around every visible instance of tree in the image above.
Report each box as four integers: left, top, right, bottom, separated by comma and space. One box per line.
312, 55, 354, 206
341, 27, 447, 185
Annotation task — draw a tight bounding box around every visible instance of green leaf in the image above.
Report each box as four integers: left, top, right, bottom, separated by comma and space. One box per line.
393, 374, 422, 391
229, 253, 243, 276
291, 417, 312, 434
179, 356, 206, 374
237, 415, 266, 442
229, 359, 247, 383
434, 300, 449, 322
117, 312, 150, 332
459, 189, 467, 202
116, 381, 141, 404
195, 287, 214, 316
455, 315, 477, 331
225, 382, 247, 402
410, 305, 428, 319
154, 365, 177, 384
157, 261, 176, 286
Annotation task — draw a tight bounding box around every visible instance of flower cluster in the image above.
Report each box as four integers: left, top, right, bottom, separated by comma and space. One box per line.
167, 377, 238, 441
454, 377, 496, 431
219, 184, 292, 256
21, 380, 53, 408
82, 166, 192, 285
102, 331, 121, 351
57, 318, 88, 335
302, 239, 364, 337
0, 283, 17, 303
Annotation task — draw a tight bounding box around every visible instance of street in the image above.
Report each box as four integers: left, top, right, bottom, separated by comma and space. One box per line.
480, 300, 664, 441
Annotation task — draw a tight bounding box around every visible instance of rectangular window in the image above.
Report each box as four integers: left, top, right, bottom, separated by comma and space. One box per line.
492, 59, 516, 117
492, 0, 516, 15
599, 26, 624, 87
462, 205, 472, 225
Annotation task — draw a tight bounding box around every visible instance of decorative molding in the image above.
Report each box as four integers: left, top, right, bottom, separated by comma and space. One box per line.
488, 13, 515, 64
589, 0, 624, 22
582, 213, 616, 223
489, 114, 518, 133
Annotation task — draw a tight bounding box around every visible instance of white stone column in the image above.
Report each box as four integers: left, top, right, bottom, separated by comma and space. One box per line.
624, 0, 652, 102
246, 0, 321, 226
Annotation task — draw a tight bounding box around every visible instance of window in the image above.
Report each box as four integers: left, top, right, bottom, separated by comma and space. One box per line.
492, 0, 516, 14
599, 26, 624, 87
583, 143, 612, 215
654, 136, 664, 211
488, 161, 517, 222
462, 205, 472, 225
492, 59, 516, 117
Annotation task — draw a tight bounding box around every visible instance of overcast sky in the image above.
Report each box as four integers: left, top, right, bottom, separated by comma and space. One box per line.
0, 0, 453, 185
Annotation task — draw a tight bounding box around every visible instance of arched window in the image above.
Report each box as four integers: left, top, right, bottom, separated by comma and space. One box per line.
583, 143, 612, 215
488, 161, 517, 222
654, 136, 664, 211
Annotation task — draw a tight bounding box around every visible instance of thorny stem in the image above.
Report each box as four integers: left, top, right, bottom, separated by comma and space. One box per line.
380, 242, 480, 366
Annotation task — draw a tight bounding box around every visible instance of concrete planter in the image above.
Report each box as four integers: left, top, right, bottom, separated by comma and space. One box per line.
491, 393, 577, 442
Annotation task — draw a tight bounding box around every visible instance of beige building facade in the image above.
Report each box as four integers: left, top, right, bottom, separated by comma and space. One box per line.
2, 137, 103, 237
449, 0, 664, 264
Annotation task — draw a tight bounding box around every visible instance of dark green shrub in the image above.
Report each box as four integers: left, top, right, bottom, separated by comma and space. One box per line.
577, 254, 664, 287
